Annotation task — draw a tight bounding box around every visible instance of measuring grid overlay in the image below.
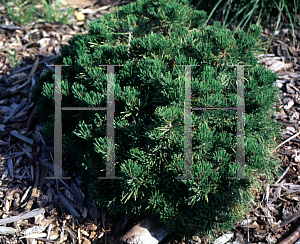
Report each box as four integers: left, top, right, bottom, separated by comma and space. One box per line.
45, 63, 251, 181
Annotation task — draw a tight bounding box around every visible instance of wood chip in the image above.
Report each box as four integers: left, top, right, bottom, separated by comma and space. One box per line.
0, 208, 45, 225
3, 101, 27, 124
9, 130, 34, 145
0, 151, 25, 160
269, 61, 285, 72
21, 225, 48, 235
57, 191, 80, 218
19, 233, 47, 239
0, 226, 18, 235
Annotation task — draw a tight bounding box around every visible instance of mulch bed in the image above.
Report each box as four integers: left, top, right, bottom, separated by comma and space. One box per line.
0, 1, 300, 243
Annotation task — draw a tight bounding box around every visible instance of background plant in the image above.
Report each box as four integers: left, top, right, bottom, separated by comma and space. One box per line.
189, 0, 300, 49
1, 0, 74, 25
6, 47, 20, 70
35, 0, 74, 24
30, 0, 284, 240
2, 0, 40, 24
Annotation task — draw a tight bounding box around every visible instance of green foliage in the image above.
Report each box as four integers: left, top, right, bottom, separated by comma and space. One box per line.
6, 47, 21, 70
191, 0, 300, 49
35, 0, 75, 24
2, 0, 39, 25
30, 0, 284, 239
2, 0, 74, 25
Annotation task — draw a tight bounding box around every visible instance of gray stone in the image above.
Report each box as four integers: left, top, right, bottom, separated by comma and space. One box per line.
117, 216, 169, 244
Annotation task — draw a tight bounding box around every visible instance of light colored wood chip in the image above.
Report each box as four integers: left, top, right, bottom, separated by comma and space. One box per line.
19, 233, 47, 239
21, 225, 48, 236
20, 186, 32, 204
0, 226, 18, 235
0, 208, 45, 225
1, 169, 9, 180
269, 61, 285, 72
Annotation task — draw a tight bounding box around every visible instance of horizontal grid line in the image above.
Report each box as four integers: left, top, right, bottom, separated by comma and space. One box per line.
62, 107, 107, 110
192, 107, 237, 110
61, 107, 237, 111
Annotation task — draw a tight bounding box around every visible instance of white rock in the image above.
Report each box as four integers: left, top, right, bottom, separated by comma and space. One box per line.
286, 126, 297, 133
213, 233, 234, 244
117, 216, 169, 244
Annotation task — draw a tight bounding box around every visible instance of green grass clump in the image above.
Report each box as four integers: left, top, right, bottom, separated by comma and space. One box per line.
191, 0, 300, 49
6, 47, 20, 70
2, 0, 74, 25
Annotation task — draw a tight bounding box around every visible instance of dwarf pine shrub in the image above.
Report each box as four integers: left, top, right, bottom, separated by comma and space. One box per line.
30, 0, 284, 238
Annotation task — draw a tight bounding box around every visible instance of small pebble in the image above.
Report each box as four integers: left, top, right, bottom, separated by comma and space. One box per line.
286, 126, 296, 133
284, 100, 294, 110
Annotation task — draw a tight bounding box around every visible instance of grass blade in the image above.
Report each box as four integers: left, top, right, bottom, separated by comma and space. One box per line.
283, 0, 296, 48
203, 0, 224, 27
233, 0, 259, 32
227, 3, 249, 27
223, 0, 234, 27
268, 0, 284, 50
